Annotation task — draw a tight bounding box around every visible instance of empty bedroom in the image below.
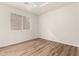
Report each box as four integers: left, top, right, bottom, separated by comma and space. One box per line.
0, 2, 79, 56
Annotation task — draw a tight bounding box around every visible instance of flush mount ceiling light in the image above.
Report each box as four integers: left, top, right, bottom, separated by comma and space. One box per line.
25, 2, 49, 7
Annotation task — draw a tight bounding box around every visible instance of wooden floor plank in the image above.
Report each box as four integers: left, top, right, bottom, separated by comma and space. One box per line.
0, 38, 78, 56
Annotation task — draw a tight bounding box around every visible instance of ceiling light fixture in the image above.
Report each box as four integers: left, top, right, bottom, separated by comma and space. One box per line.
25, 2, 49, 7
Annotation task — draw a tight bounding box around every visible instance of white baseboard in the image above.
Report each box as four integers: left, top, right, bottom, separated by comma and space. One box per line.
0, 35, 79, 48
0, 36, 37, 48
39, 34, 79, 47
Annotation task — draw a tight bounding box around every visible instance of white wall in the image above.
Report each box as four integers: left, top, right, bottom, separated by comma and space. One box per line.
39, 4, 79, 47
0, 3, 79, 48
78, 3, 79, 40
0, 5, 38, 47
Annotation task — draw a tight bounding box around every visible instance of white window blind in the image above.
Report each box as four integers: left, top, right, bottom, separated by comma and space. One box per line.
23, 16, 30, 30
11, 13, 30, 30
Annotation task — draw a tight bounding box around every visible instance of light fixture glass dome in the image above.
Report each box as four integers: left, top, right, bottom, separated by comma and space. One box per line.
25, 2, 49, 7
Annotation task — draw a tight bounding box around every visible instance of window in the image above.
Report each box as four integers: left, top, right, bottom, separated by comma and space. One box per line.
23, 16, 30, 30
11, 13, 30, 30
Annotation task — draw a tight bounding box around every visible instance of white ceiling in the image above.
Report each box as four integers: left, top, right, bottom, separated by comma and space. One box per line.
0, 2, 75, 15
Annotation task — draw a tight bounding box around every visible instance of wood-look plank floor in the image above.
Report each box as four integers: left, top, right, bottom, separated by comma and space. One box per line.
0, 38, 79, 56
